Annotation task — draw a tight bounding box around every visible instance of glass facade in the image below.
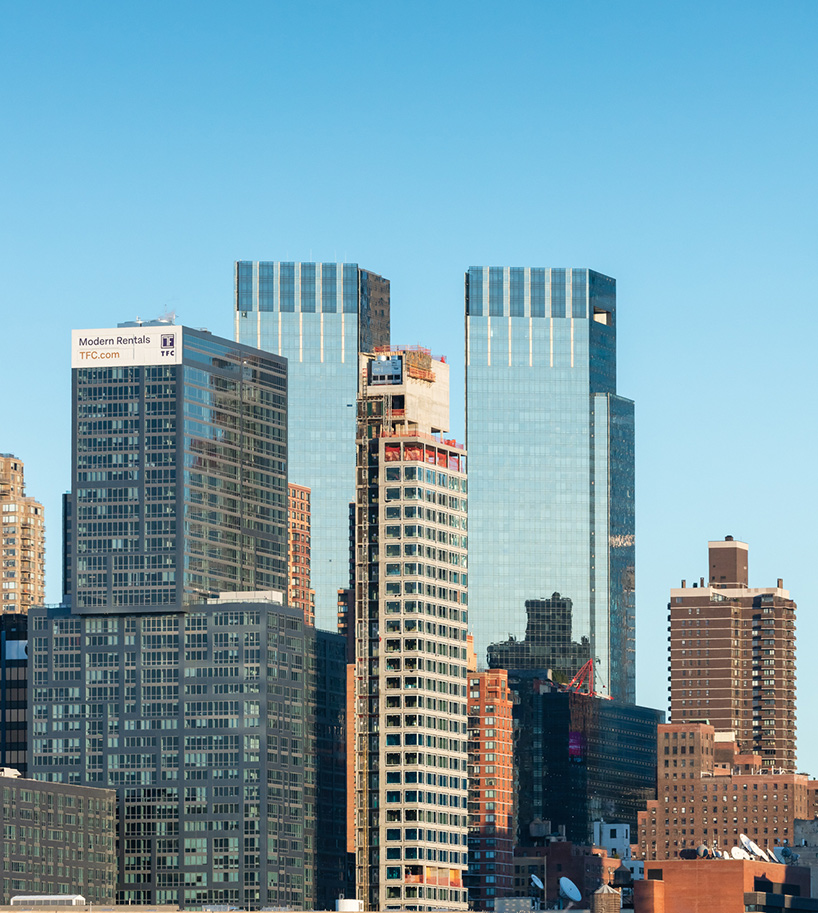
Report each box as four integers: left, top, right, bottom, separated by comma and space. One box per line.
466, 267, 635, 703
509, 673, 661, 844
235, 262, 390, 628
70, 326, 287, 610
0, 613, 28, 775
0, 773, 117, 902
28, 600, 344, 910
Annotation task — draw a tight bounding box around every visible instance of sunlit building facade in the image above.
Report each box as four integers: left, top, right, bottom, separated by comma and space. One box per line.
466, 668, 515, 910
288, 483, 314, 625
0, 455, 45, 614
235, 261, 390, 627
668, 538, 797, 769
465, 267, 635, 702
637, 722, 816, 861
354, 348, 469, 911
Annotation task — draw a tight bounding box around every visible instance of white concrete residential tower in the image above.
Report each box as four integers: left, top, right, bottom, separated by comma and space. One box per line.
354, 347, 469, 911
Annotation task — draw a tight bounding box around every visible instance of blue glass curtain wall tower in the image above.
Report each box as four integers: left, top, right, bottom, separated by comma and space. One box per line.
465, 267, 635, 703
235, 261, 390, 628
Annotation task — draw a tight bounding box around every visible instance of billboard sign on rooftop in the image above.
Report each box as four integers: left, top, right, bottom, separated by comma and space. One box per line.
72, 326, 182, 368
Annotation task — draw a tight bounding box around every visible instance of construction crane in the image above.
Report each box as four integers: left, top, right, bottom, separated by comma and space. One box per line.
561, 658, 613, 699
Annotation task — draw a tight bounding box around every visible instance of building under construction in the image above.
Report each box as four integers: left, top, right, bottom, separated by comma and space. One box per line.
353, 346, 470, 911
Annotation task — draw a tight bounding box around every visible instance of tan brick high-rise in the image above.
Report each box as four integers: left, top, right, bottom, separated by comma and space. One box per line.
668, 538, 796, 769
0, 455, 45, 613
288, 483, 315, 625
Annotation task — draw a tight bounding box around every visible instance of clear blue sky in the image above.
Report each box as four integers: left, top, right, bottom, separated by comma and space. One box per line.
1, 1, 816, 768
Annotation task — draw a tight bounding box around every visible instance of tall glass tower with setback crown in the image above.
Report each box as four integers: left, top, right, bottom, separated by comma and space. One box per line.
465, 267, 635, 703
235, 262, 389, 628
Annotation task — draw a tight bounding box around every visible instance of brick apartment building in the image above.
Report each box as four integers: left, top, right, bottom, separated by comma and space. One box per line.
0, 455, 45, 614
288, 483, 315, 625
668, 538, 796, 769
466, 668, 515, 909
637, 723, 818, 861
635, 858, 815, 913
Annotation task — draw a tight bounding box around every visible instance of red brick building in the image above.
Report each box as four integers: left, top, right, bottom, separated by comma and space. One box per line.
637, 723, 818, 861
288, 483, 315, 625
466, 669, 515, 909
634, 858, 812, 913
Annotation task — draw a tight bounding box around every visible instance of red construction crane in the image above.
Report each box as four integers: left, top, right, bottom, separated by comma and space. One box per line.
562, 658, 612, 699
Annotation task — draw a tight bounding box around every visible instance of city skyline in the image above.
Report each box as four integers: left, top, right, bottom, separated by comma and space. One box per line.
1, 2, 815, 771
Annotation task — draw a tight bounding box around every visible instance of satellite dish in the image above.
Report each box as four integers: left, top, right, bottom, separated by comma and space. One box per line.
559, 877, 582, 902
781, 846, 792, 858
697, 844, 709, 858
712, 848, 722, 858
742, 835, 766, 860
730, 846, 743, 860
531, 875, 544, 891
740, 833, 765, 859
771, 847, 788, 864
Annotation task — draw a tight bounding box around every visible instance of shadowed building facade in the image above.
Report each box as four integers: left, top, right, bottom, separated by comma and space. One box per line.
487, 593, 591, 682
0, 770, 117, 902
465, 267, 634, 702
30, 598, 345, 909
509, 673, 661, 845
68, 320, 288, 610
0, 613, 28, 775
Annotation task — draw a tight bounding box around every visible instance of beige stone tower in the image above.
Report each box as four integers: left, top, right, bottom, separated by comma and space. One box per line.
0, 455, 45, 613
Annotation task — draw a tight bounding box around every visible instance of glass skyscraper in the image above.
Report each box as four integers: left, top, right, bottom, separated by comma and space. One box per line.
235, 261, 390, 628
69, 321, 288, 610
465, 267, 635, 703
